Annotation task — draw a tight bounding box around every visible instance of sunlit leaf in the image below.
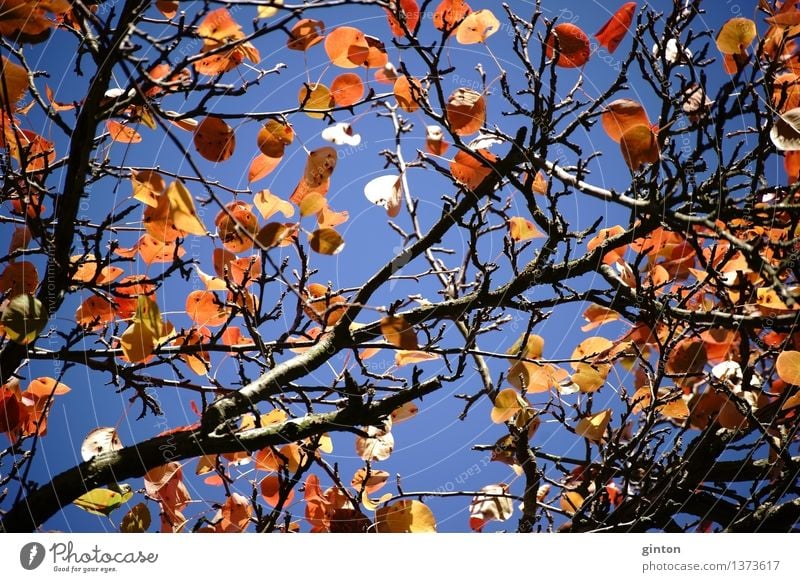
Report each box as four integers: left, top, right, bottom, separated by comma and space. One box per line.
248, 153, 282, 182
716, 17, 756, 54
260, 475, 295, 507
450, 149, 497, 189
455, 9, 499, 44
433, 0, 472, 32
601, 99, 650, 142
254, 189, 294, 220
393, 75, 422, 113
395, 350, 439, 367
776, 350, 800, 385
355, 425, 394, 462
131, 169, 165, 207
185, 290, 229, 327
364, 174, 403, 217
287, 18, 325, 51
619, 124, 659, 170
321, 122, 361, 146
0, 56, 28, 106
386, 0, 420, 36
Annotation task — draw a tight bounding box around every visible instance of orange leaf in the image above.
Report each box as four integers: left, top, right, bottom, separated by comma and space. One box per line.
385, 0, 420, 36
260, 475, 295, 507
395, 350, 439, 367
324, 27, 366, 68
248, 153, 282, 182
185, 290, 229, 327
194, 116, 235, 162
287, 18, 325, 51
380, 315, 418, 349
330, 72, 364, 106
619, 124, 659, 170
0, 57, 28, 106
445, 88, 486, 135
27, 376, 70, 397
215, 201, 259, 253
433, 0, 472, 32
450, 149, 497, 189
0, 260, 38, 297
393, 75, 422, 113
257, 120, 293, 158
601, 99, 650, 142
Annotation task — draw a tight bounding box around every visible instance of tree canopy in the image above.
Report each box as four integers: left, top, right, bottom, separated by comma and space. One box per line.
1, 0, 799, 533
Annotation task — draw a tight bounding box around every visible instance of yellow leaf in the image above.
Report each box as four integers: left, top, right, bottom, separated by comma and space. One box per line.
491, 388, 525, 424
131, 169, 165, 207
777, 350, 800, 385
716, 17, 756, 54
120, 322, 157, 363
574, 408, 612, 443
1, 293, 47, 344
309, 228, 345, 255
300, 192, 327, 217
395, 350, 439, 367
74, 485, 133, 517
508, 216, 544, 241
254, 189, 295, 220
256, 0, 283, 19
456, 9, 500, 45
375, 500, 436, 532
165, 180, 207, 235
360, 489, 393, 511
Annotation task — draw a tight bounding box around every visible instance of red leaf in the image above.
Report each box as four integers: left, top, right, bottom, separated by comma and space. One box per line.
595, 3, 637, 54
